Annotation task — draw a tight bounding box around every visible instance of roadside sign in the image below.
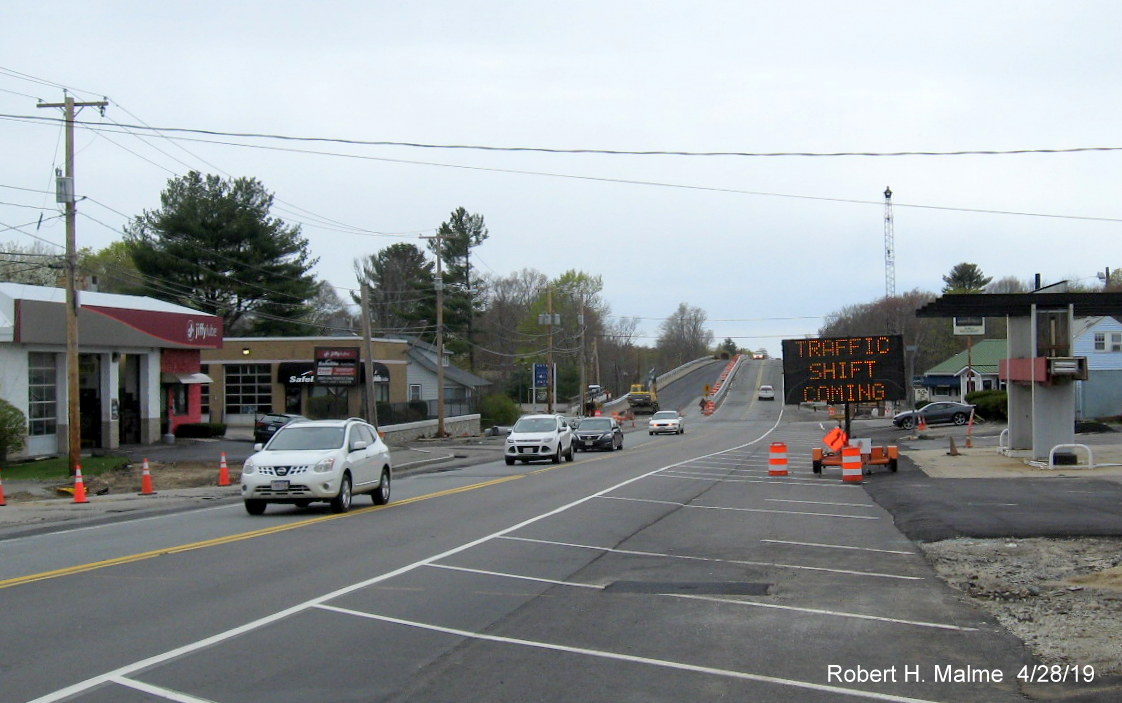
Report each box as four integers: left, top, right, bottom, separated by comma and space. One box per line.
781, 334, 906, 405
533, 363, 548, 388
953, 316, 985, 335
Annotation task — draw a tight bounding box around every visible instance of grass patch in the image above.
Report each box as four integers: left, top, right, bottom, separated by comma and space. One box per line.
1, 455, 132, 482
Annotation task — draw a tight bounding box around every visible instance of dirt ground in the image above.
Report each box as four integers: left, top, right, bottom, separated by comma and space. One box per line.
7, 461, 240, 500
922, 537, 1122, 676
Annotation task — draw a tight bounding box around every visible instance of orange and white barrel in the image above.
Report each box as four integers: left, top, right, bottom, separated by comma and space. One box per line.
768, 442, 789, 476
841, 446, 863, 483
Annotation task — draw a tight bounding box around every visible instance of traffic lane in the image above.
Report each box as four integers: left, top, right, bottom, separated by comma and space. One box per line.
863, 458, 1122, 542
656, 359, 724, 413
0, 442, 692, 703
0, 453, 569, 584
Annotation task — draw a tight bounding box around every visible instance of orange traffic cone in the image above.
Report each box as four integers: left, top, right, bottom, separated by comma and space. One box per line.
0, 467, 7, 506
217, 452, 231, 487
139, 458, 156, 495
917, 415, 928, 432
72, 465, 89, 504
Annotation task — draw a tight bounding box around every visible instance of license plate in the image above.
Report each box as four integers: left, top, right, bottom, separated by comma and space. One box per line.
583, 440, 594, 447
271, 480, 290, 491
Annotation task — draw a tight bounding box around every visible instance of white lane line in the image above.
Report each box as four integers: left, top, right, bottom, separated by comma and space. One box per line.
766, 498, 875, 508
603, 494, 881, 520
760, 539, 914, 556
27, 428, 779, 703
656, 473, 848, 487
314, 604, 947, 703
500, 536, 923, 581
665, 594, 979, 632
429, 563, 973, 632
426, 563, 602, 589
109, 676, 219, 702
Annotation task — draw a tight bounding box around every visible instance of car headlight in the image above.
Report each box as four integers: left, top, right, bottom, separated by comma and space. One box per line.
600, 433, 612, 440
242, 459, 257, 475
313, 456, 337, 473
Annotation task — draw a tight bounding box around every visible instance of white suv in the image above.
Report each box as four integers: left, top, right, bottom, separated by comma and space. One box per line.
241, 418, 392, 515
505, 414, 575, 465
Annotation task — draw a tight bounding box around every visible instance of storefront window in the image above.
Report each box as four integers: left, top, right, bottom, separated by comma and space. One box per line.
28, 352, 57, 436
224, 363, 272, 415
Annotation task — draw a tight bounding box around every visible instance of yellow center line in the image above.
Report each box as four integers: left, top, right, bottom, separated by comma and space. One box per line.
0, 473, 527, 591
1, 431, 679, 591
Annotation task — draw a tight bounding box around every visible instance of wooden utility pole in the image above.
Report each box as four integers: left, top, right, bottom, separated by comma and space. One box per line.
421, 231, 446, 436
38, 94, 107, 474
578, 299, 586, 416
359, 283, 379, 428
546, 287, 554, 414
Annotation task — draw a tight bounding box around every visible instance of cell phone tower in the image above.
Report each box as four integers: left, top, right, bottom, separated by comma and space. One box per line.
883, 186, 895, 298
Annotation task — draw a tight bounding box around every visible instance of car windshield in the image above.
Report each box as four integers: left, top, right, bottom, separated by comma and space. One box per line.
513, 417, 557, 433
652, 411, 678, 420
579, 418, 612, 431
266, 426, 345, 450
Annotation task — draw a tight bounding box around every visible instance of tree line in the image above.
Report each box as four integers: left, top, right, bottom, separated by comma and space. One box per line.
1, 171, 717, 403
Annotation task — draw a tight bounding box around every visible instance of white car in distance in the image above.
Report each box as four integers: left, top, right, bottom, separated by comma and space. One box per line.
648, 410, 684, 435
241, 418, 392, 515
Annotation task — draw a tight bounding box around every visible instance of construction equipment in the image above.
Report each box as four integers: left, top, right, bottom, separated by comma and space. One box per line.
626, 381, 659, 414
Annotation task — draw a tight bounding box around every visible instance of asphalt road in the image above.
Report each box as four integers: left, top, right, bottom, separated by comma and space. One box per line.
0, 358, 1101, 702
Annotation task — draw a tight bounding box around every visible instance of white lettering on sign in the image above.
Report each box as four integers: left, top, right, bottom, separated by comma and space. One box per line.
186, 320, 220, 341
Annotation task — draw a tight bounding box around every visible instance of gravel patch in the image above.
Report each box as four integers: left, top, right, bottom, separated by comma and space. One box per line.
921, 537, 1122, 676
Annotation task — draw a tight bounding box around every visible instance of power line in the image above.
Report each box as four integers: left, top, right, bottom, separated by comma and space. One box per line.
6, 112, 1122, 159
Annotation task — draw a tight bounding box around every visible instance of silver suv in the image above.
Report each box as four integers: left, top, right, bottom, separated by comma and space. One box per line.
241, 418, 392, 515
504, 414, 575, 465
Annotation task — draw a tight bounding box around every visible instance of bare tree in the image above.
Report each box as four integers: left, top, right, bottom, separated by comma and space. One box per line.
657, 303, 713, 369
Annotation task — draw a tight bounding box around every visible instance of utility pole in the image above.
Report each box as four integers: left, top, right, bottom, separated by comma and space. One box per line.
38, 94, 107, 475
421, 231, 446, 436
546, 288, 555, 413
578, 298, 587, 417
359, 282, 379, 428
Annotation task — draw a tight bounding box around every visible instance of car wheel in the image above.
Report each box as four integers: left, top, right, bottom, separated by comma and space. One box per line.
330, 473, 352, 514
615, 438, 622, 450
372, 468, 391, 505
505, 457, 515, 465
294, 500, 312, 508
565, 443, 574, 462
649, 431, 654, 436
244, 499, 266, 515
552, 445, 562, 464
901, 417, 915, 430
952, 412, 968, 426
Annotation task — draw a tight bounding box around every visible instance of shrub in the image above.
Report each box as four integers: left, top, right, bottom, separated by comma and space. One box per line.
966, 389, 1007, 422
174, 422, 227, 438
480, 394, 521, 427
0, 398, 26, 460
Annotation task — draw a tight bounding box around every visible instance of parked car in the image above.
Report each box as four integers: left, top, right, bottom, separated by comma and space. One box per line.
505, 414, 575, 465
241, 418, 392, 515
253, 412, 307, 444
649, 410, 684, 435
758, 384, 776, 400
484, 425, 512, 437
892, 401, 976, 430
574, 416, 624, 451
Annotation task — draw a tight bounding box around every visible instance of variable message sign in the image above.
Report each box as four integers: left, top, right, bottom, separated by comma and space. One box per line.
781, 335, 906, 405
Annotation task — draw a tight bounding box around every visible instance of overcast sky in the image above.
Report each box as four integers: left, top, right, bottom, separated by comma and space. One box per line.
2, 1, 1119, 355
